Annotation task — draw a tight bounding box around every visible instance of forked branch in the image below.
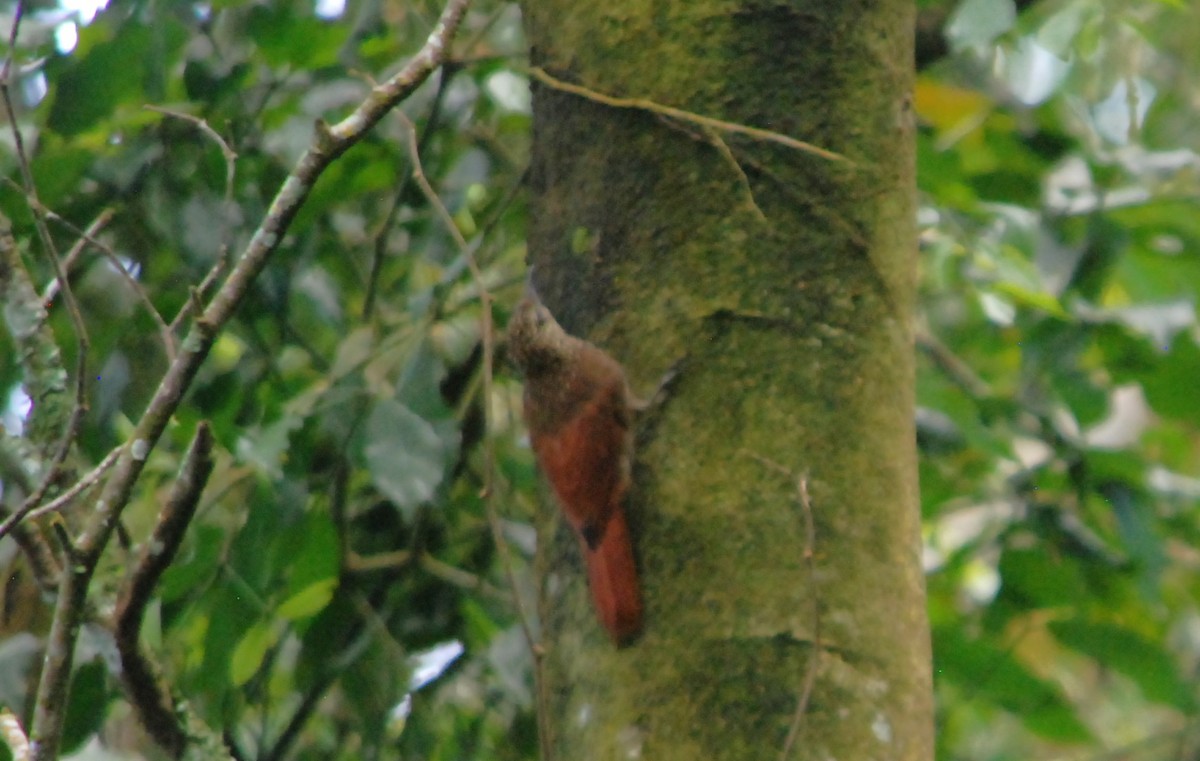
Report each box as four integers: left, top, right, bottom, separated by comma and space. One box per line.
22, 1, 474, 757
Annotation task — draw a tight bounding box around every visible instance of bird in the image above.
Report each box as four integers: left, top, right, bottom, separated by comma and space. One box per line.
506, 282, 643, 645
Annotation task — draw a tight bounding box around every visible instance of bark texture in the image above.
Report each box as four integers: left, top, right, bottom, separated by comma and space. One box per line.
520, 2, 932, 759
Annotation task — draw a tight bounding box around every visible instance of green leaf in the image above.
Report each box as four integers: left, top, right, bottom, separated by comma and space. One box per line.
30, 141, 95, 208
343, 634, 404, 745
159, 524, 224, 602
364, 399, 459, 517
1050, 368, 1107, 426
246, 4, 345, 69
192, 587, 256, 700
295, 593, 364, 692
461, 597, 501, 649
331, 326, 378, 380
61, 659, 109, 754
946, 0, 1016, 50
1036, 0, 1094, 55
997, 547, 1088, 608
286, 509, 341, 592
294, 142, 400, 232
1085, 450, 1145, 487
1103, 483, 1166, 597
230, 620, 279, 688
227, 481, 296, 590
47, 23, 151, 135
396, 338, 454, 420
1139, 335, 1200, 426
236, 412, 306, 479
1049, 619, 1194, 709
278, 578, 337, 621
1095, 325, 1158, 384
934, 627, 1092, 742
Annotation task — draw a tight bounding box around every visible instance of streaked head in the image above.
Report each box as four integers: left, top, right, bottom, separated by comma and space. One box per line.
507, 294, 573, 373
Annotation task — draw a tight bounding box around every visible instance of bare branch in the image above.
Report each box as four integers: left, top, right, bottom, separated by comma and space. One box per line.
145, 105, 238, 165
743, 453, 822, 761
23, 447, 120, 527
28, 2, 473, 756
915, 325, 992, 400
659, 115, 767, 223
0, 709, 31, 761
529, 66, 849, 164
347, 549, 510, 601
144, 105, 240, 268
398, 111, 552, 760
0, 0, 25, 85
1, 518, 62, 591
779, 472, 820, 761
41, 207, 116, 303
33, 204, 178, 361
0, 446, 122, 542
363, 67, 456, 320
114, 423, 214, 759
168, 259, 227, 333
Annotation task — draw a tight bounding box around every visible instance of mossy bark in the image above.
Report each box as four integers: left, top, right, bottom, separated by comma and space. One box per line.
520, 2, 931, 760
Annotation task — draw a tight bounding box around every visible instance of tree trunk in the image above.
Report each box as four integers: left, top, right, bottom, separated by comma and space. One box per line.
519, 2, 932, 759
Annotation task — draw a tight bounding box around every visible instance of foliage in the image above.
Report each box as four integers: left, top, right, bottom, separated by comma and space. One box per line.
0, 0, 1195, 759
917, 0, 1200, 758
2, 0, 534, 758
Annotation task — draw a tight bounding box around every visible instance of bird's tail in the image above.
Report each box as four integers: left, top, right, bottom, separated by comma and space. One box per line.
584, 508, 643, 646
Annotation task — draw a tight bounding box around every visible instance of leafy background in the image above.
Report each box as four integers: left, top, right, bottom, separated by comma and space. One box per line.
0, 0, 1197, 758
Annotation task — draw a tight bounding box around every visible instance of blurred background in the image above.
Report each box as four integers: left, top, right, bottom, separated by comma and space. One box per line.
0, 0, 1197, 758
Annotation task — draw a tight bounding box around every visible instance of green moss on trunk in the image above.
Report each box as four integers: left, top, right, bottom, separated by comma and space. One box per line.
521, 1, 932, 758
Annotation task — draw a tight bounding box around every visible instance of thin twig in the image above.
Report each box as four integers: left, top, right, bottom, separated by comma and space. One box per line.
729, 147, 871, 251
28, 2, 473, 757
23, 197, 177, 361
144, 105, 239, 266
168, 259, 227, 333
915, 326, 992, 400
41, 207, 116, 302
347, 549, 510, 601
528, 66, 849, 164
745, 453, 822, 761
114, 423, 214, 759
144, 105, 238, 166
2, 518, 62, 591
0, 709, 31, 761
703, 128, 767, 222
2, 2, 91, 592
400, 108, 522, 625
345, 548, 413, 572
399, 111, 552, 760
457, 2, 509, 54
261, 673, 334, 761
419, 553, 510, 600
0, 0, 24, 85
0, 446, 121, 540
778, 472, 820, 760
660, 115, 766, 222
363, 66, 456, 320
